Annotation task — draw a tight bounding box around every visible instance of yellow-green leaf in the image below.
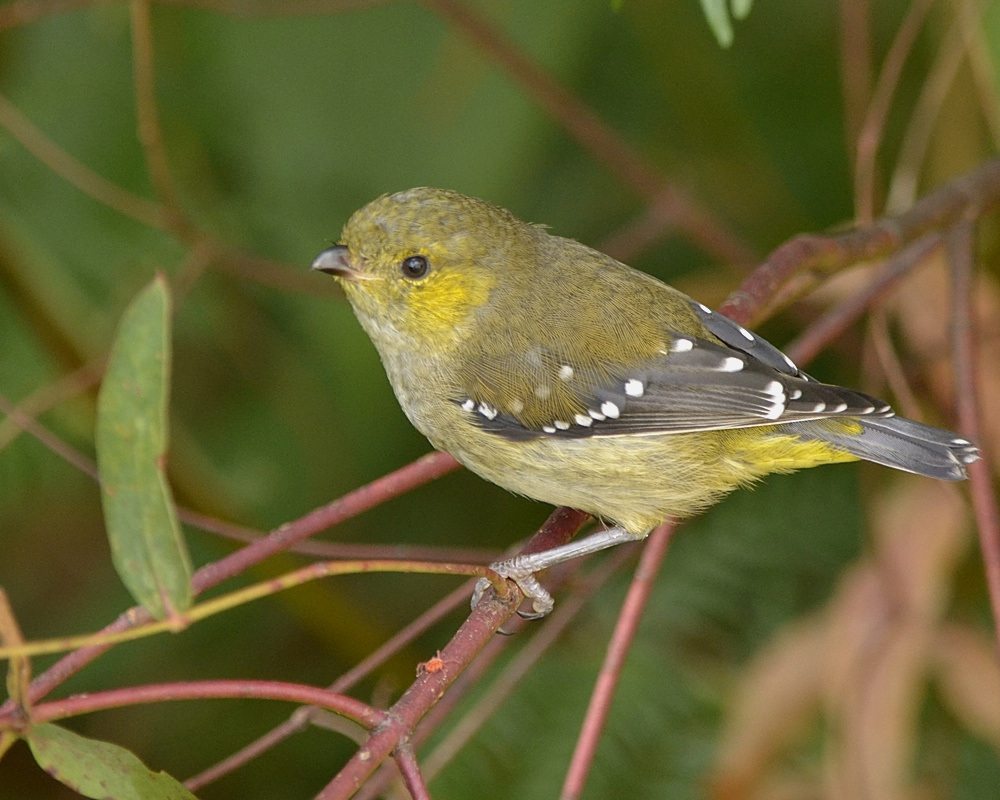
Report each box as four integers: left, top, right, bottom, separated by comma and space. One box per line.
28, 723, 199, 800
699, 0, 754, 48
96, 275, 192, 619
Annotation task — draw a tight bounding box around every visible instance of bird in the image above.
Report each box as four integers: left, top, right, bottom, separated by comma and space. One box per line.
312, 187, 979, 616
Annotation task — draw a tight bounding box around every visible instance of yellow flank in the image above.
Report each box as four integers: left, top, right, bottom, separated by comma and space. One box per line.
730, 427, 859, 473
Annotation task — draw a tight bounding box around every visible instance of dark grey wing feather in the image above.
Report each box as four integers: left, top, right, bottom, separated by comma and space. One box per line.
463, 322, 892, 440
689, 299, 805, 377
784, 416, 979, 480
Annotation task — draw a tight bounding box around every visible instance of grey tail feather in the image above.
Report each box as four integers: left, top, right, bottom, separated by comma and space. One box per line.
792, 415, 980, 481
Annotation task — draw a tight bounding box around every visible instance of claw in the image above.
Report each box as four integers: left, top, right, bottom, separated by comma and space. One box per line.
470, 565, 555, 620
471, 576, 494, 610
509, 573, 554, 618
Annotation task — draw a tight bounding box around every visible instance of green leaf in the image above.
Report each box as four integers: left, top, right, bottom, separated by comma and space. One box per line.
731, 0, 754, 20
699, 0, 733, 47
699, 0, 754, 48
96, 275, 192, 620
28, 723, 199, 800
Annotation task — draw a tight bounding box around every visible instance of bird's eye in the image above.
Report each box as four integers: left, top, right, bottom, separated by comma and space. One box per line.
400, 255, 430, 279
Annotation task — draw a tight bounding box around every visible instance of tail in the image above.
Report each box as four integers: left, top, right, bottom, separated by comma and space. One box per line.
791, 416, 980, 481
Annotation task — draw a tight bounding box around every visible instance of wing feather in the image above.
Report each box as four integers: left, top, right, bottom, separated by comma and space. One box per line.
456, 300, 893, 441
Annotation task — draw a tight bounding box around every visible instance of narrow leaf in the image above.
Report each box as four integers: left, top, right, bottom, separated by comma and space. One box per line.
731, 0, 754, 20
699, 0, 734, 48
28, 723, 198, 800
96, 275, 192, 619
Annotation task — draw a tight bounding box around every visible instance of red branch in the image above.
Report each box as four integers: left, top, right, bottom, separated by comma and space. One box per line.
948, 222, 1000, 653
0, 451, 460, 721
560, 524, 676, 799
720, 158, 1000, 325
30, 680, 384, 730
315, 584, 520, 798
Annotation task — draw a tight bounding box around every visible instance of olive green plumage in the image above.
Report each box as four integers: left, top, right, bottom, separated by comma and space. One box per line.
313, 188, 978, 538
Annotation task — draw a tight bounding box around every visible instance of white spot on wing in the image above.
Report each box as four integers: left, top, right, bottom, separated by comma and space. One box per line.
600, 401, 621, 419
477, 402, 498, 420
534, 384, 551, 400
671, 338, 694, 353
558, 364, 574, 381
781, 352, 798, 371
509, 398, 524, 414
554, 420, 570, 430
736, 325, 755, 342
542, 425, 556, 433
624, 379, 644, 397
790, 389, 802, 400
696, 302, 712, 314
574, 414, 593, 427
762, 380, 786, 420
719, 356, 744, 372
461, 398, 475, 411
588, 409, 606, 421
810, 402, 826, 412
831, 403, 848, 412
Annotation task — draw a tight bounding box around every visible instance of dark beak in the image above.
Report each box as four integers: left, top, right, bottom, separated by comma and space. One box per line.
311, 245, 362, 280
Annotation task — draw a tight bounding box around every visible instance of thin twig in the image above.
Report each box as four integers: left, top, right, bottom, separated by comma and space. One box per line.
948, 221, 1000, 654
854, 0, 938, 222
0, 92, 168, 229
597, 186, 732, 266
0, 0, 388, 32
416, 547, 637, 789
866, 309, 925, 420
185, 581, 473, 791
0, 394, 99, 479
0, 450, 460, 718
154, 0, 390, 13
186, 708, 315, 791
838, 0, 873, 171
720, 158, 1000, 326
886, 10, 973, 214
130, 0, 192, 235
0, 395, 476, 564
181, 504, 497, 563
0, 359, 104, 452
559, 523, 675, 800
0, 589, 31, 728
314, 586, 520, 799
417, 0, 754, 267
31, 680, 385, 730
0, 558, 488, 661
393, 741, 431, 800
958, 0, 1000, 149
351, 511, 591, 800
784, 233, 941, 366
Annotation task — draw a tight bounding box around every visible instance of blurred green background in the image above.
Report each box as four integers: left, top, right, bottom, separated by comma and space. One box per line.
1, 0, 998, 797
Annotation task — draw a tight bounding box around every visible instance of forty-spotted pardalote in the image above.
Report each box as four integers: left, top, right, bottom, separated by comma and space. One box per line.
313, 188, 979, 616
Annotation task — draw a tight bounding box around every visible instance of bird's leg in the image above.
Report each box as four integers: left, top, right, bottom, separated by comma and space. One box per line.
472, 526, 646, 618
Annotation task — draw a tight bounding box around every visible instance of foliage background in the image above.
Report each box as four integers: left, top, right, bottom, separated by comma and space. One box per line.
0, 0, 997, 797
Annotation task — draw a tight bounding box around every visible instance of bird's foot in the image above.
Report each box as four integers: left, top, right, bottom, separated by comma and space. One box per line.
471, 561, 555, 619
